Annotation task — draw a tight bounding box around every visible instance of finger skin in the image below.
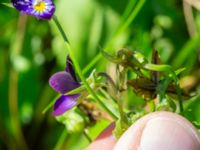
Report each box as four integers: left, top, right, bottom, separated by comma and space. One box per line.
114, 111, 200, 150
86, 111, 200, 150
85, 123, 116, 150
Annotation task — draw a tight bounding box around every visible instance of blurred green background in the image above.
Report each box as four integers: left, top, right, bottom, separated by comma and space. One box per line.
1, 0, 200, 149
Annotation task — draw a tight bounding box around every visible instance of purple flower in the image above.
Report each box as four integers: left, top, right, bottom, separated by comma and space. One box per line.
11, 0, 55, 20
49, 56, 81, 116
53, 94, 80, 116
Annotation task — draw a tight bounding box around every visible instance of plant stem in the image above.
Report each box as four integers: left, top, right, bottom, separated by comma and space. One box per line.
53, 16, 69, 43
54, 128, 67, 150
52, 16, 118, 120
172, 75, 184, 114
67, 44, 118, 120
83, 53, 101, 74
83, 130, 92, 143
175, 81, 184, 114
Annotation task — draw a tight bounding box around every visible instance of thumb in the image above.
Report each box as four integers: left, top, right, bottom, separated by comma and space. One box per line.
114, 111, 200, 150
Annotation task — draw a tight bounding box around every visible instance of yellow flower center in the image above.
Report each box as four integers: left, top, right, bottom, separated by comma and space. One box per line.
34, 1, 46, 12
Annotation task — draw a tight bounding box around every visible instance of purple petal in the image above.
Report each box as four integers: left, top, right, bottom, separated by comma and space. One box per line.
11, 0, 31, 11
65, 56, 77, 81
53, 94, 80, 116
11, 0, 55, 20
49, 71, 80, 94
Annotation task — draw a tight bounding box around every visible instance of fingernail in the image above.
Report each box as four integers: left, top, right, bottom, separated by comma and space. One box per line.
139, 117, 200, 150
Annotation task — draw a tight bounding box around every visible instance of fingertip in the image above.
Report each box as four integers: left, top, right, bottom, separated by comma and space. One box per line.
114, 111, 200, 150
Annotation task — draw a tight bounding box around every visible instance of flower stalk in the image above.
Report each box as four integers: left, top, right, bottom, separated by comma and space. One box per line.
52, 16, 118, 120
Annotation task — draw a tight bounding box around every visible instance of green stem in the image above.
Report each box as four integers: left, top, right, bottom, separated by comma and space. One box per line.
99, 88, 117, 104
117, 94, 126, 126
171, 73, 184, 114
53, 16, 118, 120
116, 67, 128, 127
83, 53, 101, 74
67, 44, 118, 120
175, 80, 184, 114
53, 16, 69, 43
54, 128, 67, 150
83, 130, 92, 143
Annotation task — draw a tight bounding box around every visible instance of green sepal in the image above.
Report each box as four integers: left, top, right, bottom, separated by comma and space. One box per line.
56, 108, 85, 133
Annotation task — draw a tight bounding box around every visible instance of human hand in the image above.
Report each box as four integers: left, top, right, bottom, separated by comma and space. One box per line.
86, 111, 200, 150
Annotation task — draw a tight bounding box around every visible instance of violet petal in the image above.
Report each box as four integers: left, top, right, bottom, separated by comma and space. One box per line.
49, 71, 80, 94
65, 56, 77, 81
11, 0, 31, 11
53, 94, 79, 116
11, 0, 55, 20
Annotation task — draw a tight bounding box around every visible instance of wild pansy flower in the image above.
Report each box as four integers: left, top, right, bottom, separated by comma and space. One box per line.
11, 0, 55, 20
49, 56, 81, 116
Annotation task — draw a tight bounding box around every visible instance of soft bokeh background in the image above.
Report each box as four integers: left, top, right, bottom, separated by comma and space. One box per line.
1, 0, 200, 149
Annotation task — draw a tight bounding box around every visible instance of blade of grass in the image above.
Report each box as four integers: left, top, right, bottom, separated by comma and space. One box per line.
53, 128, 67, 150
120, 0, 137, 23
82, 0, 146, 74
113, 0, 146, 38
172, 34, 200, 67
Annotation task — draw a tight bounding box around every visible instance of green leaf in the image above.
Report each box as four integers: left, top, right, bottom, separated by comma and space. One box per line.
143, 63, 172, 72
114, 0, 146, 36
174, 67, 186, 75
1, 3, 14, 8
156, 77, 172, 100
192, 121, 200, 129
133, 51, 148, 64
172, 35, 200, 68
